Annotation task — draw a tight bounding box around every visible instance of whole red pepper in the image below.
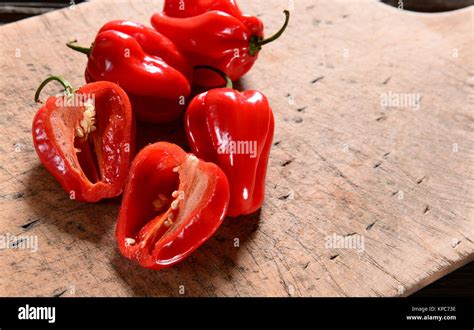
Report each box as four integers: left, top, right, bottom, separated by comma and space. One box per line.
151, 8, 289, 87
32, 76, 135, 202
67, 20, 192, 123
162, 0, 263, 35
116, 142, 229, 270
185, 67, 274, 217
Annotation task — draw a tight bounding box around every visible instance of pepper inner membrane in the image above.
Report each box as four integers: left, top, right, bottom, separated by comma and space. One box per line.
74, 97, 103, 183
74, 136, 101, 183
48, 100, 97, 184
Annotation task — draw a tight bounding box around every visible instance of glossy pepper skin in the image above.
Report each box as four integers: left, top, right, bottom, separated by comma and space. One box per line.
185, 81, 274, 217
32, 77, 134, 202
163, 0, 263, 35
116, 142, 229, 270
152, 6, 289, 87
68, 21, 192, 123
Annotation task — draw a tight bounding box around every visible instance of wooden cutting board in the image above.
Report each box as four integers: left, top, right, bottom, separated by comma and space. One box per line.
0, 0, 472, 297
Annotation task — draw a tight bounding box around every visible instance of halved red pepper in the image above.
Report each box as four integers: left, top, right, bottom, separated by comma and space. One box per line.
32, 76, 135, 202
185, 67, 274, 217
67, 20, 192, 123
116, 142, 229, 270
152, 7, 289, 87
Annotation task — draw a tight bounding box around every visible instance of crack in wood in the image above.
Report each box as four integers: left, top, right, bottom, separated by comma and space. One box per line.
366, 221, 377, 230
278, 192, 294, 200
313, 150, 362, 190
417, 176, 426, 184
21, 218, 40, 229
294, 237, 348, 296
365, 254, 404, 286
344, 232, 358, 237
423, 205, 431, 214
311, 76, 325, 84
293, 116, 303, 123
376, 115, 387, 122
52, 288, 68, 297
382, 76, 392, 85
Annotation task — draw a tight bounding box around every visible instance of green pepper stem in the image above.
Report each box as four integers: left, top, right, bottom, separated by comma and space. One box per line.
257, 10, 290, 47
194, 65, 233, 89
35, 76, 74, 103
66, 40, 91, 56
249, 10, 290, 56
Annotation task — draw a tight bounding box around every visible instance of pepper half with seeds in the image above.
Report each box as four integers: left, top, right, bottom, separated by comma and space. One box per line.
32, 76, 135, 202
115, 142, 229, 270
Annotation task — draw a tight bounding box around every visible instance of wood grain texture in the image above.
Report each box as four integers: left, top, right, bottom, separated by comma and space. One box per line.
0, 0, 472, 297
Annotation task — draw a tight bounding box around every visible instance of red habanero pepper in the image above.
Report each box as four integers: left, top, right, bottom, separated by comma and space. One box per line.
163, 0, 263, 35
151, 9, 290, 87
116, 142, 229, 270
66, 21, 192, 123
32, 76, 134, 202
185, 67, 274, 217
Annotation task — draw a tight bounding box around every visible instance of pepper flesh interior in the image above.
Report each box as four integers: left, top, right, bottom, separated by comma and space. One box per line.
128, 155, 209, 255
49, 101, 98, 183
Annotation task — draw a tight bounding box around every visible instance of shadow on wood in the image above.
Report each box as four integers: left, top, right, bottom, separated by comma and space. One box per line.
23, 163, 120, 244
110, 211, 261, 296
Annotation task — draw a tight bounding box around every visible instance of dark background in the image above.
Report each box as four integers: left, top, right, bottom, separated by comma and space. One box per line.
0, 0, 86, 24
0, 0, 472, 297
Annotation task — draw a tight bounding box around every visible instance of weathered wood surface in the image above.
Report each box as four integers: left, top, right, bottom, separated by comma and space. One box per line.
0, 0, 472, 297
